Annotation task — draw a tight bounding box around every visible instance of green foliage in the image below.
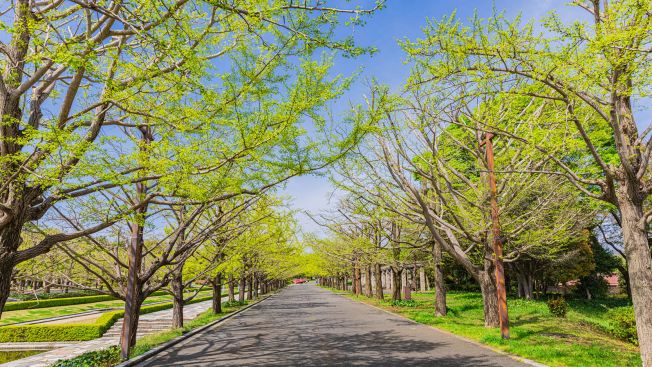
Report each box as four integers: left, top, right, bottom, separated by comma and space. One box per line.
388, 299, 417, 307
547, 298, 568, 318
4, 295, 116, 312
0, 323, 105, 343
50, 346, 120, 367
575, 234, 620, 299
575, 275, 610, 299
222, 300, 247, 308
606, 307, 638, 345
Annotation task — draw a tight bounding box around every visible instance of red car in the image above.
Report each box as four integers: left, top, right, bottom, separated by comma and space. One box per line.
292, 278, 307, 284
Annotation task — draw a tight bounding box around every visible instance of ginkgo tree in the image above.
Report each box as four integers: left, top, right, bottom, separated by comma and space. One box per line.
400, 1, 652, 363
0, 0, 383, 320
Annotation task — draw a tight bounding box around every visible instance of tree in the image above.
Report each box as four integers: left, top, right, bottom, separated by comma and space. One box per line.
336, 85, 593, 325
0, 0, 382, 318
575, 232, 620, 299
401, 2, 652, 363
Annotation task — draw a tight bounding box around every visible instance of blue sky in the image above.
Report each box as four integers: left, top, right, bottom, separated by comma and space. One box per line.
280, 0, 587, 235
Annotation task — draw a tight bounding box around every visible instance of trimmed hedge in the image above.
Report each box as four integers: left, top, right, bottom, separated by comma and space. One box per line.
4, 295, 116, 312
0, 295, 213, 342
9, 291, 101, 302
5, 291, 169, 312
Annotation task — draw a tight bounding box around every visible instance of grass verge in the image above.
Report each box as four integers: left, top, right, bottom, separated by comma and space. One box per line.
323, 287, 641, 367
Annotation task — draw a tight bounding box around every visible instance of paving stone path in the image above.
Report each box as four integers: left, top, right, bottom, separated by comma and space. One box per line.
0, 297, 225, 367
136, 284, 539, 367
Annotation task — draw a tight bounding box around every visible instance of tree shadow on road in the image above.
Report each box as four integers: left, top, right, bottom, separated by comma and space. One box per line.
143, 316, 521, 366
138, 286, 526, 367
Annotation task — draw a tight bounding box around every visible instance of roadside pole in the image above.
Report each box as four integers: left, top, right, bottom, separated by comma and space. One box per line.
481, 132, 510, 340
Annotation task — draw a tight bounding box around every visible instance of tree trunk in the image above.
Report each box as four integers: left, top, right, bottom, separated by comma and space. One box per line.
253, 276, 259, 298
618, 194, 652, 367
617, 266, 632, 299
0, 206, 28, 317
120, 219, 145, 360
228, 275, 235, 302
364, 266, 372, 297
44, 277, 51, 294
515, 263, 534, 300
212, 273, 222, 314
391, 267, 402, 302
120, 290, 144, 360
171, 271, 184, 329
433, 241, 446, 316
374, 264, 383, 300
403, 269, 411, 300
479, 270, 499, 327
238, 276, 245, 302
517, 273, 533, 300
247, 275, 253, 300
0, 254, 14, 318
419, 268, 427, 292
352, 263, 361, 295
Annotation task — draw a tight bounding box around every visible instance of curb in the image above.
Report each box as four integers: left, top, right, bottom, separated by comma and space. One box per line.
114, 293, 276, 367
322, 287, 548, 367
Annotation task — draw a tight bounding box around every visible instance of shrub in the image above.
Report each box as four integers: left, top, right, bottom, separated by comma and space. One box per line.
0, 295, 213, 342
0, 324, 105, 343
222, 300, 247, 308
606, 306, 637, 345
50, 346, 120, 367
547, 297, 568, 317
387, 299, 417, 307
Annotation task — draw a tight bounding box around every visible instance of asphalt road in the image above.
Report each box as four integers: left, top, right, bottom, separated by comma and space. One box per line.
138, 284, 533, 367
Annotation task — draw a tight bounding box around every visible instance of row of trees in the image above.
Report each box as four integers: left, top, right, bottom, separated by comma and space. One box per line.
310, 1, 652, 365
0, 0, 383, 360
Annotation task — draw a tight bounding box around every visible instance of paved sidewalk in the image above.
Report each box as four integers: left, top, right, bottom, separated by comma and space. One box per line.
0, 298, 225, 367
138, 284, 534, 367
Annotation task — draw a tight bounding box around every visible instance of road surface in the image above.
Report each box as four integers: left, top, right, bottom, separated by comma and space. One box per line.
138, 284, 533, 367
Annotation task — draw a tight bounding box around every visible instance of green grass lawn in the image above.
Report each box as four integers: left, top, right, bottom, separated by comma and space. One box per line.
0, 350, 43, 364
0, 291, 213, 326
329, 289, 640, 367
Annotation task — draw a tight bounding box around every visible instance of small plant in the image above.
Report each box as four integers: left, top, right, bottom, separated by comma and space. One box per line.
388, 299, 417, 307
223, 300, 247, 308
50, 346, 120, 367
547, 297, 568, 318
606, 306, 637, 345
